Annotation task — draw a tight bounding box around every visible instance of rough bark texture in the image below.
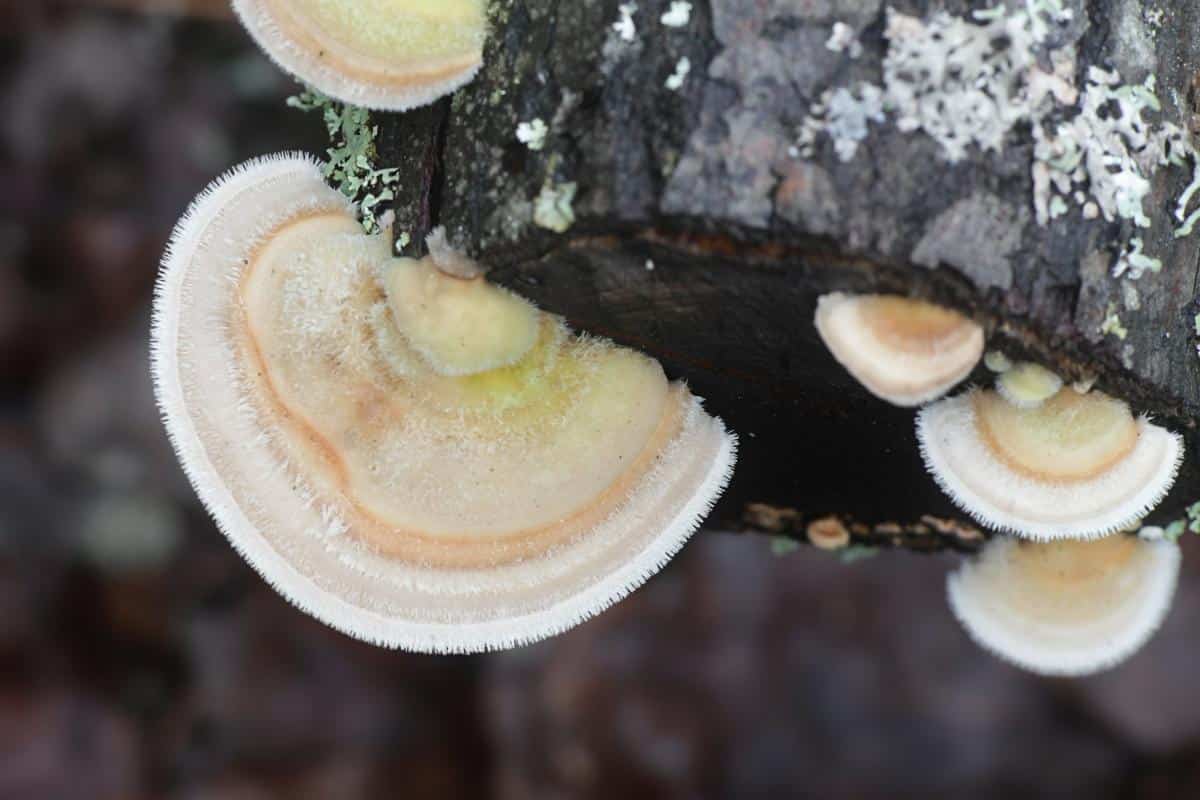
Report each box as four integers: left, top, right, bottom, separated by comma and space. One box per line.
380, 0, 1200, 551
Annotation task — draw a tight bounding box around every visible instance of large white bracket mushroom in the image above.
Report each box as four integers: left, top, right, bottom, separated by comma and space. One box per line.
947, 535, 1180, 676
232, 0, 487, 110
917, 388, 1183, 540
151, 154, 736, 652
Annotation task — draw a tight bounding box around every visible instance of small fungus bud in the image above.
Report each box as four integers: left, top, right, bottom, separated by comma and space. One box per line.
947, 535, 1180, 676
994, 361, 1063, 409
814, 293, 984, 407
917, 388, 1183, 540
232, 0, 487, 110
384, 247, 540, 376
1072, 374, 1098, 394
152, 154, 736, 652
806, 516, 850, 550
983, 350, 1013, 373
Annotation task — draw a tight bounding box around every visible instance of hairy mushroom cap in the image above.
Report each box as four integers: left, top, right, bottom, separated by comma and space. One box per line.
917, 388, 1183, 540
814, 293, 984, 406
151, 153, 736, 653
232, 0, 487, 110
995, 362, 1063, 409
947, 535, 1180, 676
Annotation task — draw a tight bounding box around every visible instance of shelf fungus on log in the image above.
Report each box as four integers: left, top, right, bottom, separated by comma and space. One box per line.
947, 535, 1180, 676
150, 154, 736, 653
814, 293, 984, 407
231, 0, 486, 110
917, 388, 1183, 541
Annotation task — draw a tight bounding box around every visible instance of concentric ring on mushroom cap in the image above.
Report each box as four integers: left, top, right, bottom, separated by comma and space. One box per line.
947, 535, 1180, 676
814, 293, 984, 407
232, 0, 487, 111
917, 389, 1183, 540
151, 153, 736, 652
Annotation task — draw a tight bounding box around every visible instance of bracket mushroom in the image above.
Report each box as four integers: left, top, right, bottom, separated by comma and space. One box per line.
232, 0, 487, 110
917, 387, 1183, 540
947, 534, 1181, 676
814, 293, 984, 407
151, 154, 736, 652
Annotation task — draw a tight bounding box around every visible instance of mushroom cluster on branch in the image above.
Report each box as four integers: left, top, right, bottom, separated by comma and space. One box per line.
815, 292, 1185, 675
151, 2, 736, 652
151, 1, 1195, 673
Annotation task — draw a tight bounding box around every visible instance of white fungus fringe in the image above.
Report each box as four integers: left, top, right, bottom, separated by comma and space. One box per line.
230, 0, 483, 112
916, 392, 1184, 541
152, 152, 738, 653
946, 537, 1180, 676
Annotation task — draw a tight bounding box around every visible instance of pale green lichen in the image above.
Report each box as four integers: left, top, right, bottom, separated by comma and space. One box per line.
1099, 303, 1128, 340
661, 1, 691, 27
797, 83, 886, 163
1162, 502, 1200, 541
1175, 163, 1200, 237
533, 180, 577, 232
802, 5, 1198, 293
839, 545, 880, 564
516, 118, 549, 151
665, 57, 691, 91
612, 2, 637, 42
1034, 69, 1196, 238
1111, 237, 1162, 280
769, 537, 878, 562
287, 88, 399, 234
770, 536, 800, 556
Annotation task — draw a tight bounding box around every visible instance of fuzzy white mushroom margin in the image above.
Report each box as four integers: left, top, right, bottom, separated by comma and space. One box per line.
947, 536, 1180, 676
231, 0, 484, 111
152, 153, 737, 653
916, 391, 1184, 541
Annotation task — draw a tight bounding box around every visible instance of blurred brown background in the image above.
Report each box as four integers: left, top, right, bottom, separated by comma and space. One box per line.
2, 3, 1200, 798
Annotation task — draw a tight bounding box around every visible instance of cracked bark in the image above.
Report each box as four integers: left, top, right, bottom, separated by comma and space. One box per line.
377, 0, 1200, 554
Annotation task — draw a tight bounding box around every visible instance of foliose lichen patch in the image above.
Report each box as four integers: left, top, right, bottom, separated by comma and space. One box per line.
287, 88, 399, 233
795, 4, 1199, 283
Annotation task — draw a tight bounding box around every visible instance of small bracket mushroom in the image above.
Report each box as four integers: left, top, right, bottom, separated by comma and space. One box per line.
947, 535, 1180, 676
814, 293, 984, 407
232, 0, 488, 110
917, 388, 1184, 540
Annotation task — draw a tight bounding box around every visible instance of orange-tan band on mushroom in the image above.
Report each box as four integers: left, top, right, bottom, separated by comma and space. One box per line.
814, 293, 983, 407
973, 389, 1137, 482
233, 0, 486, 111
151, 154, 736, 652
917, 388, 1183, 540
947, 535, 1180, 676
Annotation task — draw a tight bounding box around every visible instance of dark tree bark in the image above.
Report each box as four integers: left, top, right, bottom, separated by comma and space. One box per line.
379, 0, 1200, 553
